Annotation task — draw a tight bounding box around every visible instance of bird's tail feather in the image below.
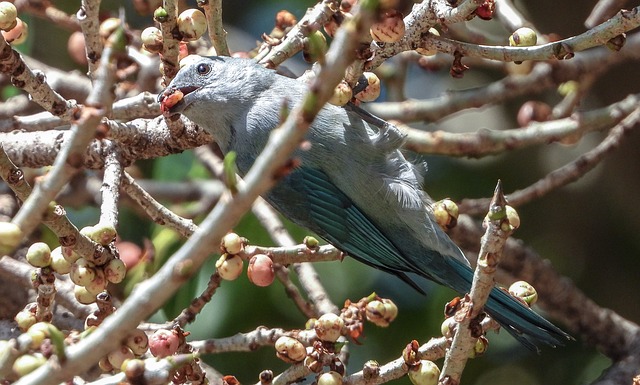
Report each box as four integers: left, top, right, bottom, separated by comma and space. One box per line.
485, 287, 572, 352
443, 257, 572, 351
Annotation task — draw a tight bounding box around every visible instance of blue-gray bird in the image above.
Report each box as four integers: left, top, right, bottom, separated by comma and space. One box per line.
159, 56, 571, 350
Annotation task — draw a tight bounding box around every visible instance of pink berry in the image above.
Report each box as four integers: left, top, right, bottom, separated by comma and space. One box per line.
149, 329, 179, 358
247, 254, 275, 287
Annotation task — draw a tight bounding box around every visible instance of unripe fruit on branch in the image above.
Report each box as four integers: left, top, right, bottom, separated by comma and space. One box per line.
509, 27, 537, 47
177, 9, 207, 41
408, 360, 440, 385
141, 26, 163, 53
274, 336, 306, 363
365, 298, 398, 327
0, 222, 22, 253
105, 258, 127, 283
221, 232, 244, 255
74, 285, 96, 304
355, 72, 381, 102
303, 31, 328, 63
107, 345, 135, 370
26, 242, 52, 268
125, 329, 149, 356
329, 81, 352, 106
432, 198, 458, 230
99, 18, 121, 42
70, 258, 97, 286
318, 371, 343, 385
215, 254, 243, 280
509, 280, 538, 306
51, 247, 72, 274
12, 354, 46, 376
314, 313, 345, 342
0, 2, 17, 30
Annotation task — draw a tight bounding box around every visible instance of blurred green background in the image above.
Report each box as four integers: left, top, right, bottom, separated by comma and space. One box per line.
17, 0, 640, 383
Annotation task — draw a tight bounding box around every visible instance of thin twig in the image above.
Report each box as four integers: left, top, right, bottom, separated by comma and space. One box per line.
191, 326, 318, 353
200, 0, 229, 56
398, 93, 639, 157
585, 0, 629, 28
440, 182, 512, 384
0, 35, 76, 120
258, 0, 338, 68
122, 172, 198, 238
10, 28, 121, 246
98, 144, 123, 229
0, 144, 114, 265
367, 32, 640, 122
157, 0, 181, 85
459, 106, 640, 215
77, 0, 103, 77
420, 6, 640, 62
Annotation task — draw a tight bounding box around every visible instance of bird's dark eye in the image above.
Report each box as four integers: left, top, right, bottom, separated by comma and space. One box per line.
196, 63, 211, 75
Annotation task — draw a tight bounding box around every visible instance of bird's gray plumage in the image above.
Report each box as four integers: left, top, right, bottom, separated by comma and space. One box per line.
160, 56, 571, 350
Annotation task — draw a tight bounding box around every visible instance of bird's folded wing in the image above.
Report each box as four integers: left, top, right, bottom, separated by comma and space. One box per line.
300, 166, 425, 293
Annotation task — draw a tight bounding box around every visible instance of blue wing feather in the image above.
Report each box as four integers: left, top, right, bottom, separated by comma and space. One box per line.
300, 167, 426, 294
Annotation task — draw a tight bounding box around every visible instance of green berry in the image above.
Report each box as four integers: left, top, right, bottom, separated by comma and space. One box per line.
74, 285, 96, 304
0, 222, 22, 253
408, 360, 440, 385
84, 268, 108, 296
509, 280, 538, 306
177, 9, 207, 41
0, 2, 17, 31
365, 298, 398, 327
14, 309, 37, 332
50, 247, 72, 274
105, 258, 126, 283
303, 236, 319, 249
12, 353, 47, 376
26, 242, 52, 268
26, 322, 51, 349
274, 336, 306, 363
509, 27, 537, 47
70, 258, 96, 286
221, 232, 243, 255
215, 254, 243, 281
317, 371, 343, 385
503, 205, 520, 232
90, 223, 117, 245
329, 81, 352, 106
153, 7, 169, 22
141, 26, 163, 53
315, 313, 344, 342
303, 31, 328, 63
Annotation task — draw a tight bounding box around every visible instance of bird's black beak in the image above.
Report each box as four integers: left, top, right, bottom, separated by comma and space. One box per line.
158, 85, 200, 116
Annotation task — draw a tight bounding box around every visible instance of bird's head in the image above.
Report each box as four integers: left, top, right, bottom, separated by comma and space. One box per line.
158, 55, 273, 129
158, 56, 227, 118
